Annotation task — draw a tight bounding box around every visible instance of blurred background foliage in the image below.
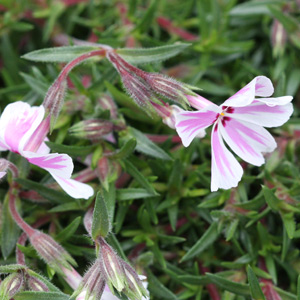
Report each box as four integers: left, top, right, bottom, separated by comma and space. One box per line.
1, 0, 300, 299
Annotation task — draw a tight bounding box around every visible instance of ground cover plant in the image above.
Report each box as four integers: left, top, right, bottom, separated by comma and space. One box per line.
0, 0, 300, 299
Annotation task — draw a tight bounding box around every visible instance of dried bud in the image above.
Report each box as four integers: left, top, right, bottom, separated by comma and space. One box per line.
271, 19, 287, 57
98, 95, 118, 119
29, 230, 77, 273
27, 275, 49, 292
145, 73, 190, 105
72, 260, 105, 300
122, 262, 149, 300
0, 272, 24, 299
69, 119, 114, 141
98, 238, 126, 292
43, 79, 67, 130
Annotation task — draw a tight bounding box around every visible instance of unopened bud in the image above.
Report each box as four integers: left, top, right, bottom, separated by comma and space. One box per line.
29, 230, 77, 273
43, 80, 67, 130
27, 275, 49, 292
72, 260, 105, 300
122, 262, 149, 300
271, 19, 287, 57
98, 238, 126, 292
0, 272, 24, 299
69, 119, 114, 141
145, 73, 190, 105
121, 72, 156, 115
98, 95, 118, 119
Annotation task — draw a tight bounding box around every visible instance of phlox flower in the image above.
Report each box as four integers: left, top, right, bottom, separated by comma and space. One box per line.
175, 76, 293, 191
0, 101, 94, 199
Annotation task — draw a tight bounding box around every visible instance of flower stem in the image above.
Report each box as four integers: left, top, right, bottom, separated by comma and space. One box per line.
9, 189, 35, 237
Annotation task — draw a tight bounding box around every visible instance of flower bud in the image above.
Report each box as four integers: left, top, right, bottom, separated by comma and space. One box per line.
98, 95, 118, 119
271, 19, 287, 57
27, 275, 49, 292
98, 238, 126, 292
29, 230, 77, 274
0, 158, 18, 178
69, 119, 114, 141
43, 79, 67, 131
0, 272, 24, 299
186, 94, 213, 110
145, 73, 190, 105
122, 262, 149, 300
72, 260, 105, 300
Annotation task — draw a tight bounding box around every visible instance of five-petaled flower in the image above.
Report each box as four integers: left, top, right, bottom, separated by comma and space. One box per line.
0, 101, 94, 199
175, 76, 293, 191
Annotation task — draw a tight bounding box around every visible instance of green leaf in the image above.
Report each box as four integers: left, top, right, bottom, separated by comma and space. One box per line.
129, 128, 172, 160
48, 202, 82, 213
1, 194, 20, 259
45, 141, 96, 157
109, 139, 137, 160
268, 6, 299, 32
181, 222, 219, 262
55, 217, 81, 242
22, 46, 100, 63
297, 275, 300, 300
133, 0, 158, 33
117, 188, 155, 201
16, 178, 73, 203
14, 291, 69, 300
281, 212, 295, 239
116, 43, 190, 65
177, 275, 209, 285
147, 269, 178, 300
262, 186, 280, 211
123, 159, 158, 196
206, 273, 250, 296
0, 264, 26, 274
92, 192, 111, 239
247, 266, 266, 300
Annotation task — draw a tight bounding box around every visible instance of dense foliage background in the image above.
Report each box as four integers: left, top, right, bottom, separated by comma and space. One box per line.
1, 0, 300, 299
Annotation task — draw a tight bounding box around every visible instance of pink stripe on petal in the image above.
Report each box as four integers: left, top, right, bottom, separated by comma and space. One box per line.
232, 101, 293, 128
24, 152, 74, 179
211, 124, 243, 191
175, 107, 219, 147
254, 76, 274, 97
220, 118, 276, 166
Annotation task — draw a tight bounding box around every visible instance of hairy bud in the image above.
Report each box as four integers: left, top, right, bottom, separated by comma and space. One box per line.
29, 230, 77, 273
27, 275, 49, 292
98, 95, 118, 119
0, 272, 24, 300
69, 119, 114, 141
72, 260, 105, 300
43, 80, 67, 131
98, 238, 126, 292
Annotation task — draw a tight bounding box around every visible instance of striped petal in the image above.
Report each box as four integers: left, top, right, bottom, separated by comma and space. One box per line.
220, 118, 277, 166
229, 100, 293, 128
211, 123, 243, 192
222, 76, 274, 107
175, 104, 219, 147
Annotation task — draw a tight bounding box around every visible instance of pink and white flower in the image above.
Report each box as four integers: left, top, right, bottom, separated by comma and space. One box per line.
0, 101, 94, 199
175, 76, 293, 191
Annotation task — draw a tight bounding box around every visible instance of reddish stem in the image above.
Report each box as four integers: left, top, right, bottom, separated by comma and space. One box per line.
198, 262, 221, 300
58, 49, 106, 82
146, 134, 182, 144
9, 190, 35, 237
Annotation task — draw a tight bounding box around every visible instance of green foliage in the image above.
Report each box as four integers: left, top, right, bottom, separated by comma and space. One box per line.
0, 0, 300, 299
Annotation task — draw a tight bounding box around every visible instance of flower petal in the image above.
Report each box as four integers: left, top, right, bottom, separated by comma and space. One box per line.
0, 171, 6, 179
24, 152, 73, 178
220, 118, 277, 166
230, 100, 293, 128
175, 104, 220, 147
222, 76, 274, 107
186, 94, 213, 110
0, 101, 45, 153
211, 123, 243, 191
256, 95, 293, 106
51, 174, 94, 199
